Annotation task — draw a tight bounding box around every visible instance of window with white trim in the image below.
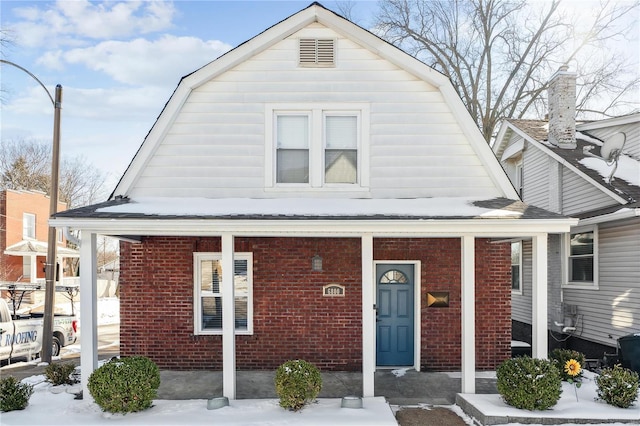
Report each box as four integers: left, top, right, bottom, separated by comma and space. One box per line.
23, 213, 35, 240
511, 241, 522, 294
565, 227, 598, 287
267, 105, 368, 189
515, 162, 524, 197
194, 252, 253, 335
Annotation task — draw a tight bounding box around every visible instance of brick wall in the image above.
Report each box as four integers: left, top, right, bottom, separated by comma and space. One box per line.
120, 236, 511, 371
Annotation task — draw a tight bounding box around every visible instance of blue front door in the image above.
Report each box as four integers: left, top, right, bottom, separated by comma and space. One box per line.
376, 264, 414, 366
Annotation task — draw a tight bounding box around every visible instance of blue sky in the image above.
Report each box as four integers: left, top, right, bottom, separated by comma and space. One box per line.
1, 1, 378, 189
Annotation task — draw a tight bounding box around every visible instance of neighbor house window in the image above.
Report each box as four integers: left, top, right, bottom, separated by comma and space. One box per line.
565, 227, 598, 287
515, 162, 524, 197
267, 104, 369, 189
23, 213, 36, 240
511, 241, 522, 294
194, 252, 253, 335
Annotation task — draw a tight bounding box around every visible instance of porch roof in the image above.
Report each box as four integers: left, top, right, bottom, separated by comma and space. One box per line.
4, 239, 80, 257
51, 196, 577, 238
55, 196, 566, 221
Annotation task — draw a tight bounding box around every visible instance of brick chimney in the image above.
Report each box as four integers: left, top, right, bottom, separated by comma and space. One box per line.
547, 65, 576, 149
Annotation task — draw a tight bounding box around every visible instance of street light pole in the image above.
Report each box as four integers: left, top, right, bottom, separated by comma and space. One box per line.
0, 60, 62, 363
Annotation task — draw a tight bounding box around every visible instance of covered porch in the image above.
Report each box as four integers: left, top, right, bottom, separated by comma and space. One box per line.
49, 197, 577, 400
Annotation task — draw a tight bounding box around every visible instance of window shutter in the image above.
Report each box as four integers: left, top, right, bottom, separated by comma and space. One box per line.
299, 38, 335, 67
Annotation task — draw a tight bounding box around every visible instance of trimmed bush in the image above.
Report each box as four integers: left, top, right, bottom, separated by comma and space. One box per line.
0, 376, 34, 412
496, 356, 562, 410
549, 348, 586, 381
274, 359, 322, 411
88, 356, 160, 413
45, 362, 77, 386
595, 365, 639, 409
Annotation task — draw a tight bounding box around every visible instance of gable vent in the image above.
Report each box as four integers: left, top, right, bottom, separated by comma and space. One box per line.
299, 38, 335, 67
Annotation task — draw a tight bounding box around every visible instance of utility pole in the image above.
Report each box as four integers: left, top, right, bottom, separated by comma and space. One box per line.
42, 84, 62, 363
0, 60, 62, 363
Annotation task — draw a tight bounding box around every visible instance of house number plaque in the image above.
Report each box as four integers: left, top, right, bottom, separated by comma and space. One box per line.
323, 284, 345, 297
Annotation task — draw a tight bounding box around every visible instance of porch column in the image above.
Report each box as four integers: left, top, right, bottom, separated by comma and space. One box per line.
79, 232, 97, 399
532, 234, 548, 358
29, 254, 37, 283
461, 235, 475, 393
221, 233, 236, 399
361, 234, 374, 397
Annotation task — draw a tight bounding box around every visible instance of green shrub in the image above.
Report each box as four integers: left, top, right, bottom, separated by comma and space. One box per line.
274, 359, 322, 411
549, 348, 586, 381
0, 376, 34, 412
595, 365, 639, 409
496, 356, 562, 410
45, 362, 77, 386
88, 356, 160, 413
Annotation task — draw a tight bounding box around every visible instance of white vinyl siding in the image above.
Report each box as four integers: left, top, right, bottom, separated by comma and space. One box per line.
562, 218, 640, 346
561, 168, 616, 215
512, 236, 563, 328
129, 25, 502, 199
521, 146, 550, 210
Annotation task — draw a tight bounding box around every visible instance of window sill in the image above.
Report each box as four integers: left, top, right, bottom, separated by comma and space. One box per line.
265, 186, 370, 193
195, 331, 253, 336
562, 283, 599, 290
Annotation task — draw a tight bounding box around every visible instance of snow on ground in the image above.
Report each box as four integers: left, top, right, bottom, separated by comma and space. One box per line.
1, 375, 397, 426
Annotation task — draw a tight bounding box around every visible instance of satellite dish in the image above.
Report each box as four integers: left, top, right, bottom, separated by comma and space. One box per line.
582, 132, 626, 184
601, 132, 626, 164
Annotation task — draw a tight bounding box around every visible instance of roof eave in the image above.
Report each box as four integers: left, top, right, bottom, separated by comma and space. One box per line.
49, 216, 578, 237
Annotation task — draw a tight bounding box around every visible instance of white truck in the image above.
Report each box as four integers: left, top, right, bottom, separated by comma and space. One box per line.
0, 297, 77, 362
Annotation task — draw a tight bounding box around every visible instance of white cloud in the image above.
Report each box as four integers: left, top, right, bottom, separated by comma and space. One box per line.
62, 35, 232, 87
9, 0, 177, 47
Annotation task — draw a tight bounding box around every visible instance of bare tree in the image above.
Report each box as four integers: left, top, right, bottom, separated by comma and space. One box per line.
0, 139, 108, 208
1, 29, 16, 103
375, 0, 640, 141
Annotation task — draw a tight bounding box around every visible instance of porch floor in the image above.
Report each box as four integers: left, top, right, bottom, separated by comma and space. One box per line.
157, 369, 498, 406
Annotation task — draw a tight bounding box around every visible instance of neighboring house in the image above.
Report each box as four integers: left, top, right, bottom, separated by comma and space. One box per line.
0, 190, 79, 294
51, 3, 576, 399
493, 67, 640, 360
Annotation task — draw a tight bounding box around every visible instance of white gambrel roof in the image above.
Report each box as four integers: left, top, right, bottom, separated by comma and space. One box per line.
111, 2, 517, 199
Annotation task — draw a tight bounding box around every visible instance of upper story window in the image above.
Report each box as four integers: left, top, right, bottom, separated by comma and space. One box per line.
511, 241, 522, 294
23, 213, 36, 240
266, 104, 369, 190
564, 226, 598, 288
194, 252, 253, 335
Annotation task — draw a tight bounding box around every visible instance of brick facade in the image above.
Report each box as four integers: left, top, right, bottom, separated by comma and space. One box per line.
0, 190, 67, 283
120, 236, 511, 371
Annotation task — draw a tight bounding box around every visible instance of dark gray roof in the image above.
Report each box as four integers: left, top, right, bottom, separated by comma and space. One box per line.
507, 119, 639, 210
53, 197, 568, 221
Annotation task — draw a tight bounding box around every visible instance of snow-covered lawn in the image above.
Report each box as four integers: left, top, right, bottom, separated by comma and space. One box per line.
1, 375, 397, 426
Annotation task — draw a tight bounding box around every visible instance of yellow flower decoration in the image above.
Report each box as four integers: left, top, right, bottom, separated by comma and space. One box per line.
565, 359, 581, 377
